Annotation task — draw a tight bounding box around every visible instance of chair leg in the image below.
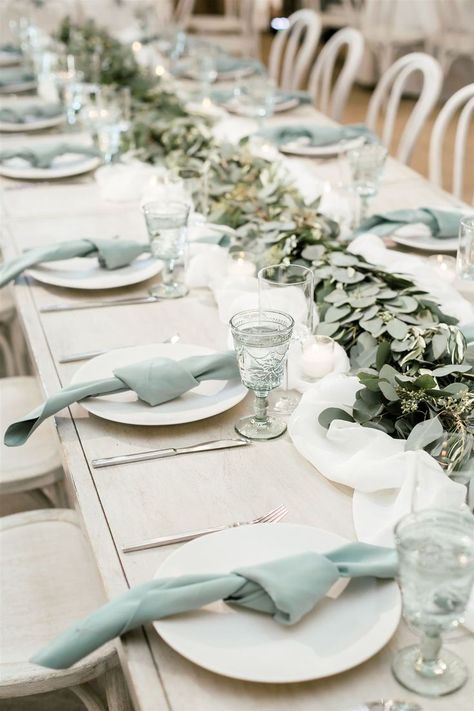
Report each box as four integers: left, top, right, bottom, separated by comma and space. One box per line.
71, 682, 107, 711
105, 667, 133, 711
0, 328, 16, 376
27, 488, 55, 508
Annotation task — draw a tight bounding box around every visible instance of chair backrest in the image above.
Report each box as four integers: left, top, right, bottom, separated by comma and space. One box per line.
429, 83, 474, 201
269, 9, 322, 91
174, 0, 195, 26
307, 27, 364, 121
366, 52, 442, 165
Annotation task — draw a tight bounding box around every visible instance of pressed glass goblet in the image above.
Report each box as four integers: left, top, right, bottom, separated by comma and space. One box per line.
347, 143, 387, 222
258, 264, 314, 415
392, 508, 474, 696
142, 200, 190, 299
456, 216, 474, 296
230, 309, 294, 440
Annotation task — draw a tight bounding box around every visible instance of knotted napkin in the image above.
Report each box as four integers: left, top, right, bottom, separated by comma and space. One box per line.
0, 67, 34, 87
31, 542, 397, 669
260, 123, 375, 147
354, 208, 466, 239
4, 351, 239, 446
0, 142, 101, 168
0, 102, 63, 123
0, 238, 150, 288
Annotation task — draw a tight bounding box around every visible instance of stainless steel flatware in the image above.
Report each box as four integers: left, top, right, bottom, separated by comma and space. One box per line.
343, 701, 422, 711
92, 437, 250, 469
40, 294, 161, 313
58, 332, 181, 364
122, 503, 288, 553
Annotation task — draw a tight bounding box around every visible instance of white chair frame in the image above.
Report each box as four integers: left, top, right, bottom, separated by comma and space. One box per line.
269, 9, 322, 91
307, 27, 364, 121
429, 83, 474, 201
366, 52, 443, 165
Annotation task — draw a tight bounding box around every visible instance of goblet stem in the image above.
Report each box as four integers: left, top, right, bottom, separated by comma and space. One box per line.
254, 392, 269, 424
415, 632, 445, 677
162, 259, 175, 286
360, 195, 370, 222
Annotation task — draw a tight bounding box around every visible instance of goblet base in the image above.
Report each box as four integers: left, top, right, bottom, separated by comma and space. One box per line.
270, 392, 300, 416
149, 283, 188, 299
392, 645, 468, 697
235, 415, 286, 441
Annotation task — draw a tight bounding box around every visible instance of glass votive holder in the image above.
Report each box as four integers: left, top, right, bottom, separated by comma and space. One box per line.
227, 251, 257, 278
300, 335, 336, 381
427, 254, 457, 284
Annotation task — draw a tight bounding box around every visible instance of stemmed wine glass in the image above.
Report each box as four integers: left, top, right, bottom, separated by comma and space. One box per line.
258, 264, 314, 414
392, 508, 474, 697
230, 309, 294, 440
347, 143, 387, 223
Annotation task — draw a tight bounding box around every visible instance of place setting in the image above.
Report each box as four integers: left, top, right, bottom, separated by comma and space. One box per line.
0, 98, 65, 133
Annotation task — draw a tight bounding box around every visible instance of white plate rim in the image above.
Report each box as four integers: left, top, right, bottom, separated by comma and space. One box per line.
0, 80, 37, 94
0, 113, 65, 132
390, 233, 458, 253
27, 254, 162, 290
279, 135, 364, 157
223, 96, 299, 116
70, 342, 247, 426
153, 523, 401, 683
0, 154, 101, 179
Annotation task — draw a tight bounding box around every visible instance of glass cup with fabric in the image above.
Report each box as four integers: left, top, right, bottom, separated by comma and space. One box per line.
392, 508, 474, 697
230, 309, 294, 440
347, 143, 388, 223
456, 216, 474, 295
142, 200, 190, 299
258, 264, 314, 414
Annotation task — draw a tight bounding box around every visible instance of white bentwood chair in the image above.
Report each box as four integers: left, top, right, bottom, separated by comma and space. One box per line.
269, 9, 322, 91
366, 52, 443, 165
0, 508, 130, 710
426, 0, 474, 79
429, 84, 474, 201
184, 0, 259, 59
307, 27, 364, 122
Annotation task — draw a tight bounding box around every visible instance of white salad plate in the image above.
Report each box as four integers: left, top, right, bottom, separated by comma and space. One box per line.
154, 523, 401, 683
390, 226, 458, 253
0, 113, 65, 132
28, 254, 161, 290
279, 135, 364, 157
0, 152, 101, 180
0, 80, 37, 94
0, 51, 22, 68
224, 96, 300, 116
71, 342, 247, 426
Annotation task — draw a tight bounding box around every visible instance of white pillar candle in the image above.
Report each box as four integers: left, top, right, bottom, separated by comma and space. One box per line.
427, 254, 457, 284
227, 252, 257, 277
301, 336, 336, 380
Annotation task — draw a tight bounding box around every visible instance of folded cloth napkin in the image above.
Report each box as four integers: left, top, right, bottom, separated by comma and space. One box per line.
354, 208, 467, 239
31, 542, 397, 669
260, 123, 375, 147
0, 238, 149, 288
462, 323, 474, 344
0, 103, 63, 123
0, 67, 35, 87
4, 351, 239, 446
0, 142, 101, 168
215, 56, 263, 75
0, 43, 21, 54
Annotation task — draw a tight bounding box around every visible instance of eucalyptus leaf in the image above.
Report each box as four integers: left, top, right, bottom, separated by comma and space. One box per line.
325, 304, 351, 323
386, 318, 409, 340
318, 407, 354, 429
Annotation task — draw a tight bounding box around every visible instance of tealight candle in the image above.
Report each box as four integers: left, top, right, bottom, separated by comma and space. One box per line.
301, 336, 336, 380
427, 254, 457, 284
227, 251, 257, 277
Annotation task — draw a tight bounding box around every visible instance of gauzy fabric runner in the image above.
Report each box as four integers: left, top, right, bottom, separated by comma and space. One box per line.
31, 543, 397, 669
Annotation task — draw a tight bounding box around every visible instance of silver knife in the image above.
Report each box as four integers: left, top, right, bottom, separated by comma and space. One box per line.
40, 294, 161, 313
91, 437, 250, 469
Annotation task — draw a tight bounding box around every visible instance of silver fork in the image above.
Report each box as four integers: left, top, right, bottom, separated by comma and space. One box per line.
122, 504, 288, 553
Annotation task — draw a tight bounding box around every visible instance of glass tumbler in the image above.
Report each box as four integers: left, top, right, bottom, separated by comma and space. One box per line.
456, 216, 474, 289
142, 200, 190, 299
347, 143, 388, 222
230, 309, 294, 440
392, 508, 474, 697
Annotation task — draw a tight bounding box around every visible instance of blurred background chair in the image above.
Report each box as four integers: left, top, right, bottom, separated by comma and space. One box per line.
366, 52, 443, 165
307, 26, 364, 121
183, 0, 259, 58
269, 9, 322, 90
303, 0, 357, 30
425, 0, 474, 85
429, 83, 474, 201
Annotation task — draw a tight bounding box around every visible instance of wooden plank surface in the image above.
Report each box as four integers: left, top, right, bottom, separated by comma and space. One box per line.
2, 104, 473, 711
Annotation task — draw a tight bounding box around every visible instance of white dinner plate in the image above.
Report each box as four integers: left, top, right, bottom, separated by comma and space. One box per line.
71, 343, 247, 426
279, 135, 364, 157
27, 254, 162, 290
0, 80, 37, 94
0, 51, 22, 67
0, 113, 65, 132
390, 229, 458, 253
154, 523, 400, 683
224, 96, 300, 116
0, 152, 101, 180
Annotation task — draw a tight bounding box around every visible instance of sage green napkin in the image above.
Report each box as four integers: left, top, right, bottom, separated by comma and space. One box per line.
31, 542, 397, 669
354, 208, 466, 239
0, 238, 149, 288
215, 56, 263, 75
4, 351, 239, 446
260, 123, 375, 147
461, 323, 474, 344
0, 142, 101, 168
0, 103, 63, 123
0, 67, 35, 87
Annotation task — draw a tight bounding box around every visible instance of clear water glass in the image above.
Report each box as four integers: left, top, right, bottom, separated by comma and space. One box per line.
166, 164, 210, 222
456, 216, 474, 291
392, 508, 474, 696
237, 75, 275, 131
142, 200, 190, 299
347, 143, 387, 222
230, 309, 294, 440
258, 264, 314, 415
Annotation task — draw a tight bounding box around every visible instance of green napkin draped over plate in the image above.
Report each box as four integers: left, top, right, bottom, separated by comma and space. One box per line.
354, 208, 467, 239
0, 67, 35, 87
0, 238, 150, 288
0, 103, 63, 123
0, 142, 101, 168
215, 56, 263, 75
260, 123, 375, 147
4, 351, 239, 446
31, 542, 397, 669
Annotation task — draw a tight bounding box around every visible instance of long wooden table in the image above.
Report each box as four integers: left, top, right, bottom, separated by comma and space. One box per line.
1, 104, 473, 711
